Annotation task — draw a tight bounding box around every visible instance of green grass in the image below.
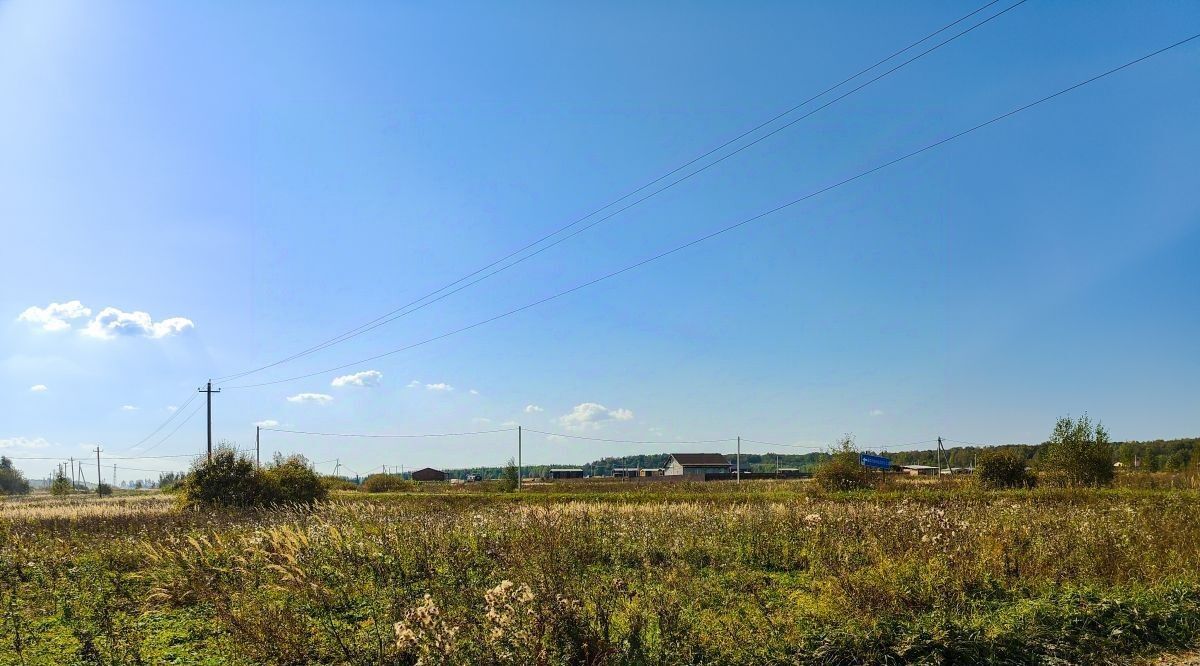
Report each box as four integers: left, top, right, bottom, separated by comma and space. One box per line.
3, 481, 1200, 664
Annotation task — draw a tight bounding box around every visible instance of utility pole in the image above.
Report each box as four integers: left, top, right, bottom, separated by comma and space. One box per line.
256, 426, 261, 468
736, 436, 742, 483
937, 436, 946, 476
334, 459, 340, 478
517, 426, 523, 491
198, 381, 220, 460
113, 464, 117, 489
94, 447, 102, 495
69, 457, 75, 489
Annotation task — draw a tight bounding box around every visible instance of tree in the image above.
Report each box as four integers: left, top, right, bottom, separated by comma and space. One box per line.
813, 436, 875, 492
50, 469, 73, 496
975, 448, 1034, 489
498, 458, 520, 492
0, 457, 31, 495
1040, 414, 1115, 487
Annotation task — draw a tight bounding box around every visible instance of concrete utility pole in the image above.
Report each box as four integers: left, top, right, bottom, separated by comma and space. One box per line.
937, 436, 946, 476
94, 447, 102, 495
69, 457, 75, 488
198, 381, 221, 461
256, 426, 261, 468
737, 436, 742, 483
113, 464, 117, 489
517, 426, 523, 491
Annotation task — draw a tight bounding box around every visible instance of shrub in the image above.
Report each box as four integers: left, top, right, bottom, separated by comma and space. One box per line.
0, 456, 30, 495
813, 436, 876, 492
181, 448, 268, 508
1041, 414, 1115, 487
498, 458, 519, 492
360, 473, 412, 493
181, 448, 327, 508
321, 475, 359, 492
975, 448, 1035, 489
262, 454, 327, 504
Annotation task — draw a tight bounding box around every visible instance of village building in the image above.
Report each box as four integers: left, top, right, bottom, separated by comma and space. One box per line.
411, 467, 447, 482
663, 453, 731, 479
900, 464, 939, 476
548, 468, 585, 479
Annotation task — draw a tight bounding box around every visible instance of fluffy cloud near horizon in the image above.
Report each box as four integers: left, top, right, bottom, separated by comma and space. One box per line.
29, 384, 48, 392
331, 370, 383, 388
425, 383, 453, 392
17, 301, 91, 331
0, 436, 52, 449
558, 402, 634, 430
286, 393, 333, 404
524, 404, 543, 413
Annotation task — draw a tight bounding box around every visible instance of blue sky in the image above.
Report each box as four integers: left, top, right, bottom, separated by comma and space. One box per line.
2, 1, 1197, 480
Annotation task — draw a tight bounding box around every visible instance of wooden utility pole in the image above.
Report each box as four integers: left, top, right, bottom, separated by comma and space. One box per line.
198, 381, 220, 460
517, 426, 523, 491
256, 426, 261, 468
736, 436, 742, 483
94, 447, 102, 495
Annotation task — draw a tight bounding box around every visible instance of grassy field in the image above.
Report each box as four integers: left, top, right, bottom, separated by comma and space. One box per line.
3, 480, 1200, 665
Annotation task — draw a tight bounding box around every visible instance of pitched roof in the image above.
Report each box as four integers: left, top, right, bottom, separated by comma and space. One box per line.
412, 467, 444, 474
669, 453, 730, 467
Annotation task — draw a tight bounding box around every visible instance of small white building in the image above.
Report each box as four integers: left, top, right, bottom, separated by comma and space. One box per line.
663, 453, 731, 479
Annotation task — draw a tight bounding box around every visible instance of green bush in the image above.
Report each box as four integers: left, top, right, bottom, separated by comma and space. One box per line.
180, 448, 326, 508
1041, 414, 1115, 487
360, 473, 413, 493
813, 436, 876, 492
263, 454, 328, 504
321, 475, 359, 492
975, 448, 1034, 489
0, 456, 30, 495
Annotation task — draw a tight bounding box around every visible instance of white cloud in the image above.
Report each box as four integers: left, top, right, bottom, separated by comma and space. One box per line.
524, 404, 544, 414
82, 307, 194, 340
0, 436, 52, 449
166, 405, 178, 412
425, 383, 453, 392
29, 384, 48, 393
472, 417, 492, 424
407, 380, 422, 388
469, 389, 479, 395
120, 405, 139, 411
869, 409, 885, 417
331, 370, 383, 388
558, 402, 635, 430
17, 301, 92, 331
286, 393, 333, 404
254, 419, 280, 427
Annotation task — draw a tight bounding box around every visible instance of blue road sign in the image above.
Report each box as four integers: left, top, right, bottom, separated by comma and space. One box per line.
859, 453, 891, 470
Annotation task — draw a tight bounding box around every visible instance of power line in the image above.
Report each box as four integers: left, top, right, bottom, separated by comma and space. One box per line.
136, 401, 205, 455
259, 427, 516, 438
120, 392, 198, 452
523, 428, 735, 445
212, 0, 1020, 384
222, 33, 1200, 390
